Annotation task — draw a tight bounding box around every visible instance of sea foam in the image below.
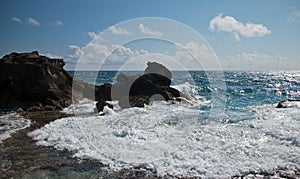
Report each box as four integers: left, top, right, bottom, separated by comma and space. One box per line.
0, 112, 31, 143
28, 97, 300, 177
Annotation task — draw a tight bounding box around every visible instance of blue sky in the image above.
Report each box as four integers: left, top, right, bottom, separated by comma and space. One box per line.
1, 0, 300, 70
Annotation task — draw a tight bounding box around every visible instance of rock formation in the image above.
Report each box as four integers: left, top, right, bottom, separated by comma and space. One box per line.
0, 51, 109, 111
0, 51, 185, 113
108, 62, 182, 109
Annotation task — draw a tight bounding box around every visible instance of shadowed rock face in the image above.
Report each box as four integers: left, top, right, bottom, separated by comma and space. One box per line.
109, 62, 182, 109
0, 51, 110, 111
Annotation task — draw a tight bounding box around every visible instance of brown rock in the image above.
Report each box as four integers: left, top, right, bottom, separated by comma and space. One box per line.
0, 51, 111, 111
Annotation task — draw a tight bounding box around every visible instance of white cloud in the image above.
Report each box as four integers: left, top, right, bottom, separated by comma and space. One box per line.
12, 17, 22, 23
27, 17, 40, 26
68, 45, 83, 60
138, 23, 164, 37
54, 20, 63, 26
41, 53, 63, 59
233, 32, 240, 41
108, 26, 132, 35
87, 32, 104, 42
209, 14, 271, 39
88, 32, 97, 39
287, 11, 300, 22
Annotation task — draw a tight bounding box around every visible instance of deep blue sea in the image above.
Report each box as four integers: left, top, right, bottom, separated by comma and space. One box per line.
3, 71, 300, 177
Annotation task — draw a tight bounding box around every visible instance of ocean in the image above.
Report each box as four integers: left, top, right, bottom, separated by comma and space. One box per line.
2, 71, 300, 177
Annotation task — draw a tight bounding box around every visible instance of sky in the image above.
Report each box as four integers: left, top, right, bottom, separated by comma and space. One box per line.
1, 0, 300, 71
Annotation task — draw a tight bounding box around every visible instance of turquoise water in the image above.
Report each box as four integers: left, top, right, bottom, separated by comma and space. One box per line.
70, 70, 300, 122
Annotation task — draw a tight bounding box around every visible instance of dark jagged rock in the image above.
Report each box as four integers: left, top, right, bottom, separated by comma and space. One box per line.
144, 62, 172, 86
95, 83, 112, 101
96, 99, 113, 113
276, 100, 285, 108
0, 51, 110, 111
111, 73, 140, 100
108, 61, 183, 109
129, 74, 179, 100
276, 99, 300, 108
144, 61, 172, 80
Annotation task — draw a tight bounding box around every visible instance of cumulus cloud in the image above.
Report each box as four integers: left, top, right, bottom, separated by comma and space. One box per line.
287, 11, 300, 22
210, 14, 271, 40
108, 26, 132, 35
27, 17, 40, 26
54, 20, 63, 26
138, 23, 164, 37
12, 17, 22, 23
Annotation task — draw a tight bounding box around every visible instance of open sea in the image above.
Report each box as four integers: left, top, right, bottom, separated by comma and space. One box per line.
1, 71, 300, 177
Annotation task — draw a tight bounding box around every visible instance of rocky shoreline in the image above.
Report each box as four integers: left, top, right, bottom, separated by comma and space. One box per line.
0, 51, 299, 178
1, 115, 299, 178
0, 111, 158, 178
0, 51, 181, 178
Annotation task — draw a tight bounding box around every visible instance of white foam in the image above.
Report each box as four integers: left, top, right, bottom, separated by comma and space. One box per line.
172, 82, 203, 100
62, 98, 97, 114
103, 106, 115, 116
0, 112, 31, 143
29, 100, 300, 177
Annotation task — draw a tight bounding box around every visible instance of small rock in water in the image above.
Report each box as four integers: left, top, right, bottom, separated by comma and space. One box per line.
276, 99, 300, 108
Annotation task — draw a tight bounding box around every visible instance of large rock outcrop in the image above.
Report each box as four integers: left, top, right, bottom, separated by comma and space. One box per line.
108, 62, 183, 109
0, 51, 185, 113
0, 51, 109, 111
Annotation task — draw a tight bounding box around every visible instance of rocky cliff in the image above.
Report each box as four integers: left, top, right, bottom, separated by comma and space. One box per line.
0, 51, 106, 111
